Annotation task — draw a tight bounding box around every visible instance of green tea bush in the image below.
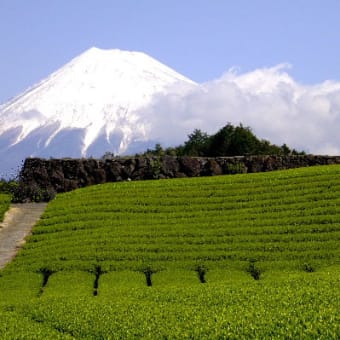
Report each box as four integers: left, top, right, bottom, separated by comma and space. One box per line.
11, 271, 339, 339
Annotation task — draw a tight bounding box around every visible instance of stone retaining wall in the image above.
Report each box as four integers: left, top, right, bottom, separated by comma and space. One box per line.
16, 155, 340, 201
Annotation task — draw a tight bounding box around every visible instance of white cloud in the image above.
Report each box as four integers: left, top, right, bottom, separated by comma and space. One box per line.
145, 65, 340, 155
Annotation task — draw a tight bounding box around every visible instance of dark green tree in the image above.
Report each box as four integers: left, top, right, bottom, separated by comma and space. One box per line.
228, 124, 261, 155
208, 123, 234, 156
145, 143, 164, 156
131, 123, 303, 158
182, 129, 210, 156
208, 123, 261, 156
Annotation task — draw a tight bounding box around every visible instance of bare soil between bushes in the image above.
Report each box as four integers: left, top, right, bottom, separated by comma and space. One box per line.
0, 203, 47, 269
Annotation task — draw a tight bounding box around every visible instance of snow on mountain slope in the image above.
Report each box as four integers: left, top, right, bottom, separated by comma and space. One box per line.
0, 47, 196, 177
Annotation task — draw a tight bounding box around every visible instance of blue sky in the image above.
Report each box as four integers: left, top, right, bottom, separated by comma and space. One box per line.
1, 0, 340, 157
1, 0, 340, 104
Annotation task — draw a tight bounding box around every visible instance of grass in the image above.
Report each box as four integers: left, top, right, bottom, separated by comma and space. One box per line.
0, 165, 339, 338
0, 193, 11, 222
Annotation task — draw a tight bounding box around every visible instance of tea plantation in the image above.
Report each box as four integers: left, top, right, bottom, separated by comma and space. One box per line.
0, 165, 339, 338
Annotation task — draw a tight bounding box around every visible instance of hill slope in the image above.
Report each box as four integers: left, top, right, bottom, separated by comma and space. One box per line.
0, 166, 339, 338
8, 164, 340, 272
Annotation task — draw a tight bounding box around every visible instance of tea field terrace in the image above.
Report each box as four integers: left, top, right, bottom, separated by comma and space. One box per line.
7, 165, 340, 273
0, 165, 339, 338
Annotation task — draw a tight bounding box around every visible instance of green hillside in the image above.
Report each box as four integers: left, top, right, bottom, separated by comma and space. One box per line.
0, 165, 339, 338
10, 164, 340, 272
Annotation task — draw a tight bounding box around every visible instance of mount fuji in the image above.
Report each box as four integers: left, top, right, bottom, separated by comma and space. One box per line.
0, 47, 197, 177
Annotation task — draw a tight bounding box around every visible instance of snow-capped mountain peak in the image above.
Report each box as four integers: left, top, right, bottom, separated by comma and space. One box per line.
0, 47, 196, 176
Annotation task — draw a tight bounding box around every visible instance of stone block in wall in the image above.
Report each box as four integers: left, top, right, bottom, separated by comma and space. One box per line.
135, 157, 148, 169
245, 156, 265, 173
121, 159, 136, 179
104, 160, 123, 182
263, 156, 281, 171
160, 156, 180, 178
61, 159, 82, 180
50, 169, 65, 192
131, 157, 157, 180
179, 157, 202, 177
202, 159, 223, 176
92, 168, 106, 184
63, 178, 79, 192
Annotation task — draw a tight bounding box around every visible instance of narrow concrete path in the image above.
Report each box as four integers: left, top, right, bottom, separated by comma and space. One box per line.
0, 203, 47, 269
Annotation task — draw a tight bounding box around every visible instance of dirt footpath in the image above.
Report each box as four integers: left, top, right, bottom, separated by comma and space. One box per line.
0, 203, 47, 269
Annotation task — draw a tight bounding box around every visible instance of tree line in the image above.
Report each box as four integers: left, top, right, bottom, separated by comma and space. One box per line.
141, 123, 303, 157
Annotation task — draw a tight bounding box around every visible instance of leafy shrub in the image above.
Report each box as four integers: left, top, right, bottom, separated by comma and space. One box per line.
0, 180, 18, 195
225, 162, 247, 174
12, 183, 56, 202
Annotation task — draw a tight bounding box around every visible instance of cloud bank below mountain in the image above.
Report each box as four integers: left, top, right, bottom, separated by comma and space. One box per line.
146, 64, 340, 155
